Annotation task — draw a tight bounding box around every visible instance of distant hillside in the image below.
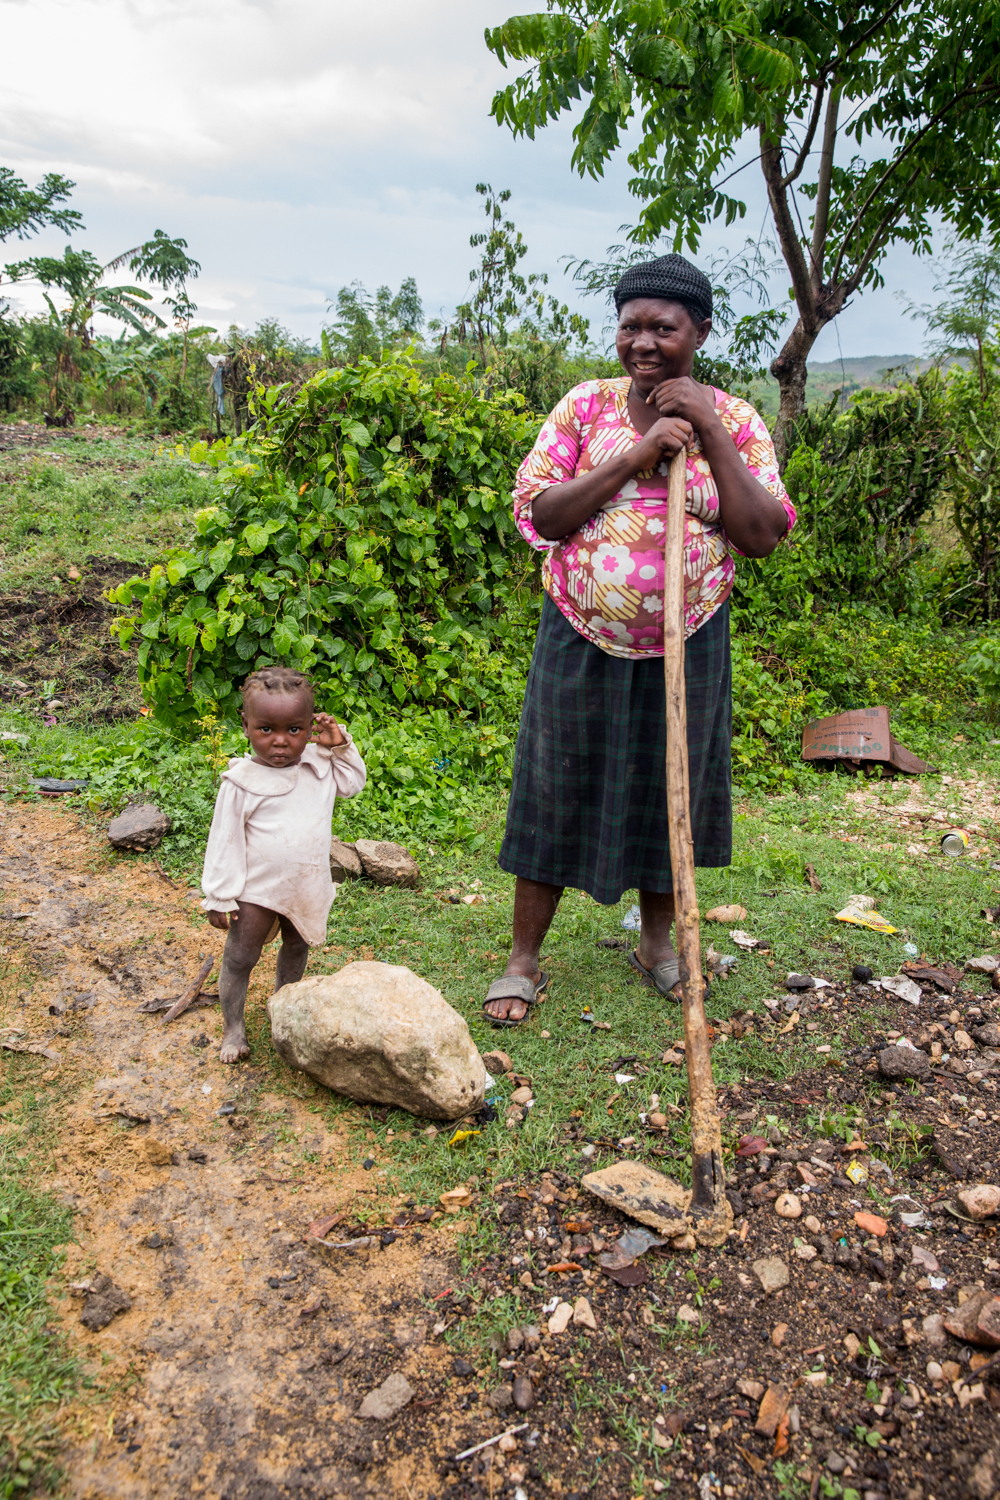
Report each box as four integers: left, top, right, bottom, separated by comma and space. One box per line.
808, 353, 921, 394
749, 353, 923, 419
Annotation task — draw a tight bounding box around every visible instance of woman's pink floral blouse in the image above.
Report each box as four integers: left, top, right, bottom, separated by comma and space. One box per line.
513, 377, 796, 657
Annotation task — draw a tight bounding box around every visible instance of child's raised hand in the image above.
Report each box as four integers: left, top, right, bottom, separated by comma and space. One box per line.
311, 712, 346, 748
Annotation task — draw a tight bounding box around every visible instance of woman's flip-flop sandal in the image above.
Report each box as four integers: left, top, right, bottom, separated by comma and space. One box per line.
482, 972, 550, 1029
628, 949, 684, 1000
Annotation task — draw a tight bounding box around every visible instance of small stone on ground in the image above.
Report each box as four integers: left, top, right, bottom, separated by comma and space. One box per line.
353, 839, 420, 887
752, 1256, 790, 1294
80, 1273, 132, 1331
107, 803, 170, 851
330, 837, 362, 881
356, 1372, 415, 1419
512, 1374, 534, 1411
877, 1043, 930, 1080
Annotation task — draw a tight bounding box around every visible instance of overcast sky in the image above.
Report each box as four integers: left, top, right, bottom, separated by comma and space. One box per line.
1, 0, 936, 362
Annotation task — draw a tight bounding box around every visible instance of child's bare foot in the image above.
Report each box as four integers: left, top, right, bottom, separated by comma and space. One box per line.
220, 1027, 249, 1064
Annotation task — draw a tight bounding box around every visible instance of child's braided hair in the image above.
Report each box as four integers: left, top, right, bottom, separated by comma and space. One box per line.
240, 666, 314, 711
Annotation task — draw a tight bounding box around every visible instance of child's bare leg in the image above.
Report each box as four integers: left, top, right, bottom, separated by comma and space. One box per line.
218, 901, 275, 1063
275, 916, 309, 990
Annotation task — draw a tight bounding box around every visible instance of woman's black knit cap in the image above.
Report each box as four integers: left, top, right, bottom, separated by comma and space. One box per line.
613, 253, 713, 322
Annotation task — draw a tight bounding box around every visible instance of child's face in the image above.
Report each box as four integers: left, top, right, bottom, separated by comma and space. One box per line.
241, 690, 313, 767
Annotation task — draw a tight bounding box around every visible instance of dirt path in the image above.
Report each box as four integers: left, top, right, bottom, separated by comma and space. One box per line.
5, 801, 1000, 1500
1, 801, 460, 1499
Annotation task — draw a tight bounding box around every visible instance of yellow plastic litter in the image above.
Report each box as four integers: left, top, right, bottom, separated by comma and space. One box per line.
448, 1128, 482, 1147
834, 895, 898, 934
845, 1159, 869, 1185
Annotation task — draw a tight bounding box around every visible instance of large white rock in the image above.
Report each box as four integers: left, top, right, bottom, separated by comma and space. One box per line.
267, 961, 486, 1120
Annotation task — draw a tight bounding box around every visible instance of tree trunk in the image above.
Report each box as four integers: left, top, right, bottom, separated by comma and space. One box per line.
770, 317, 823, 463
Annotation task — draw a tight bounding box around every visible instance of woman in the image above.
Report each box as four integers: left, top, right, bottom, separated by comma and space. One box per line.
484, 253, 795, 1026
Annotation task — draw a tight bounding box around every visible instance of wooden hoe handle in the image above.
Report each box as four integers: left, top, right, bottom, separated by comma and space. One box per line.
663, 449, 730, 1240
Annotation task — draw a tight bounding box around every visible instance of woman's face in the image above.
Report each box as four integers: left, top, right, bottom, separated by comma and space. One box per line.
615, 298, 711, 395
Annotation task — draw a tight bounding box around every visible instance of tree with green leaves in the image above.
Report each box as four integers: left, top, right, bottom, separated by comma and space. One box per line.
5, 233, 200, 410
7, 247, 165, 345
907, 237, 1000, 397
322, 278, 423, 365
486, 1, 1000, 450
0, 166, 82, 246
0, 312, 32, 411
6, 234, 200, 345
449, 183, 546, 361
0, 166, 85, 408
441, 183, 593, 409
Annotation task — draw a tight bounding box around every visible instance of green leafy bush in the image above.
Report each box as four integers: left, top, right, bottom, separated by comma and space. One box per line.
30, 707, 515, 856
730, 633, 829, 790
725, 371, 975, 785
943, 351, 1000, 621
730, 604, 976, 787
734, 374, 952, 629
111, 354, 541, 727
963, 627, 1000, 717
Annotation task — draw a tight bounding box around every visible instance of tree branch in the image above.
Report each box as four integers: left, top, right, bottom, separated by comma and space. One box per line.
841, 166, 924, 295
835, 1, 911, 67
759, 125, 816, 330
780, 83, 826, 187
829, 78, 1000, 287
776, 0, 908, 133
809, 83, 840, 288
712, 152, 763, 191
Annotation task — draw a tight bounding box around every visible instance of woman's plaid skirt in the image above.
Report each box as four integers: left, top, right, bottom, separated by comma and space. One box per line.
498, 593, 732, 905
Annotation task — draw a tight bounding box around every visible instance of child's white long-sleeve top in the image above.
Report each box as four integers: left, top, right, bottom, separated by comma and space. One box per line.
200, 738, 367, 945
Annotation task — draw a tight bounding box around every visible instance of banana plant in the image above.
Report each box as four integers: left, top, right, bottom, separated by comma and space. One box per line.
5, 231, 199, 409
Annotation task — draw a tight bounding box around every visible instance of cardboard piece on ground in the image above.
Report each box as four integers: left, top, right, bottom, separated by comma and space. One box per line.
801, 706, 936, 774
582, 1161, 689, 1233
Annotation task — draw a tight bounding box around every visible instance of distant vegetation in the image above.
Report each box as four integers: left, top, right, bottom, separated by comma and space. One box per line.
0, 174, 815, 436
4, 160, 1000, 806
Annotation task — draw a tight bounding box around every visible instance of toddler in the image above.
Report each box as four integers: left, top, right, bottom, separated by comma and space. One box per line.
200, 666, 367, 1062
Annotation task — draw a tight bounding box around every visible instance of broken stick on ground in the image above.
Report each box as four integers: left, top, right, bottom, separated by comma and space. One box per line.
161, 955, 215, 1023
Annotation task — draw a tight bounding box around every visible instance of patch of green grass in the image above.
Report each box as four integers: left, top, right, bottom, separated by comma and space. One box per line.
805, 1104, 866, 1142
773, 1459, 814, 1498
0, 1061, 81, 1497
876, 1110, 935, 1178
78, 729, 986, 1215
0, 434, 213, 592
442, 1288, 527, 1366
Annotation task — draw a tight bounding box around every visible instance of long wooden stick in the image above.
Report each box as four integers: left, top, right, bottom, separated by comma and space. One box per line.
663, 449, 729, 1241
